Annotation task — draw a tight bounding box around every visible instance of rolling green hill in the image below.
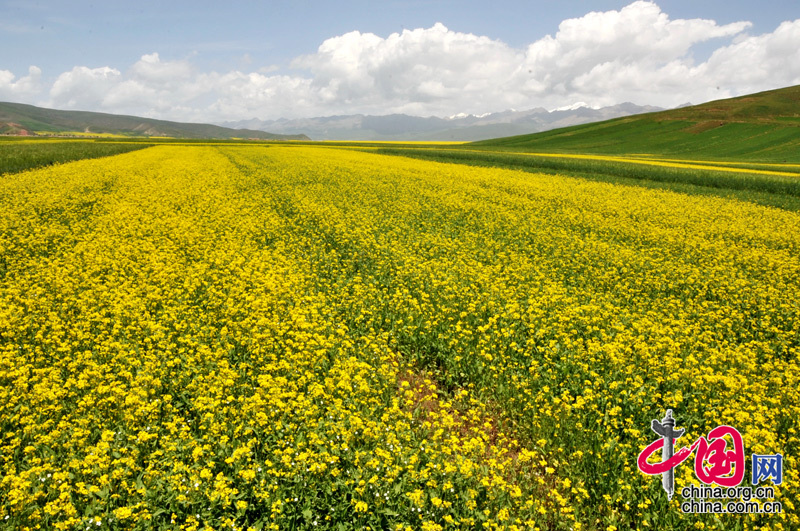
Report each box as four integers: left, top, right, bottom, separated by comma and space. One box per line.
471, 85, 800, 162
0, 101, 310, 140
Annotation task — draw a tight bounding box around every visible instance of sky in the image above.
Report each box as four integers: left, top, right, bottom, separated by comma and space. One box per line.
1, 0, 799, 122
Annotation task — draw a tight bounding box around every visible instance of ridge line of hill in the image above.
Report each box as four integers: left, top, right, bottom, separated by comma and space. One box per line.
0, 101, 309, 141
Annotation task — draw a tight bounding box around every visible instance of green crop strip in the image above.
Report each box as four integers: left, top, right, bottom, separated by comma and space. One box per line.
0, 139, 153, 175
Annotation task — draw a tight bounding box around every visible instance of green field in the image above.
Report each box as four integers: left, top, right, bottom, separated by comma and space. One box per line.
0, 139, 153, 175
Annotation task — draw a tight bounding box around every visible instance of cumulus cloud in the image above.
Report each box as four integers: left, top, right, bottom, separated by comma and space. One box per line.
47, 54, 201, 117
9, 1, 799, 121
291, 22, 523, 113
702, 20, 800, 92
0, 65, 42, 103
49, 66, 122, 110
513, 1, 754, 106
129, 52, 193, 86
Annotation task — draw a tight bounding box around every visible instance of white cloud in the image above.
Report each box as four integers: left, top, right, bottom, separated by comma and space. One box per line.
49, 66, 122, 109
46, 54, 201, 117
512, 0, 753, 106
702, 20, 800, 92
129, 52, 193, 87
6, 1, 796, 122
290, 22, 522, 113
0, 65, 42, 102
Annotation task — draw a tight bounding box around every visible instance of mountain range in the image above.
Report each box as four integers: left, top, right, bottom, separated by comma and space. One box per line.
219, 102, 664, 141
0, 100, 666, 142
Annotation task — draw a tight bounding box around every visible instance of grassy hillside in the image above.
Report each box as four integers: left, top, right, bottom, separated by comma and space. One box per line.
471, 85, 800, 162
0, 102, 310, 140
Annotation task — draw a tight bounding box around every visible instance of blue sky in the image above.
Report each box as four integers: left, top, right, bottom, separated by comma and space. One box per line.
1, 1, 799, 120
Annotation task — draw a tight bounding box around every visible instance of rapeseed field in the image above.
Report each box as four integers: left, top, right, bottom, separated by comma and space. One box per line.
1, 144, 797, 530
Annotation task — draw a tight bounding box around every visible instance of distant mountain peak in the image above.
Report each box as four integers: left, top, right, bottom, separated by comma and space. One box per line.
446, 112, 493, 120
551, 102, 596, 112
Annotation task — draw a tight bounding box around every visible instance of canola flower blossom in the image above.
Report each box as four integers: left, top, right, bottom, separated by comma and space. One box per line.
0, 144, 798, 530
